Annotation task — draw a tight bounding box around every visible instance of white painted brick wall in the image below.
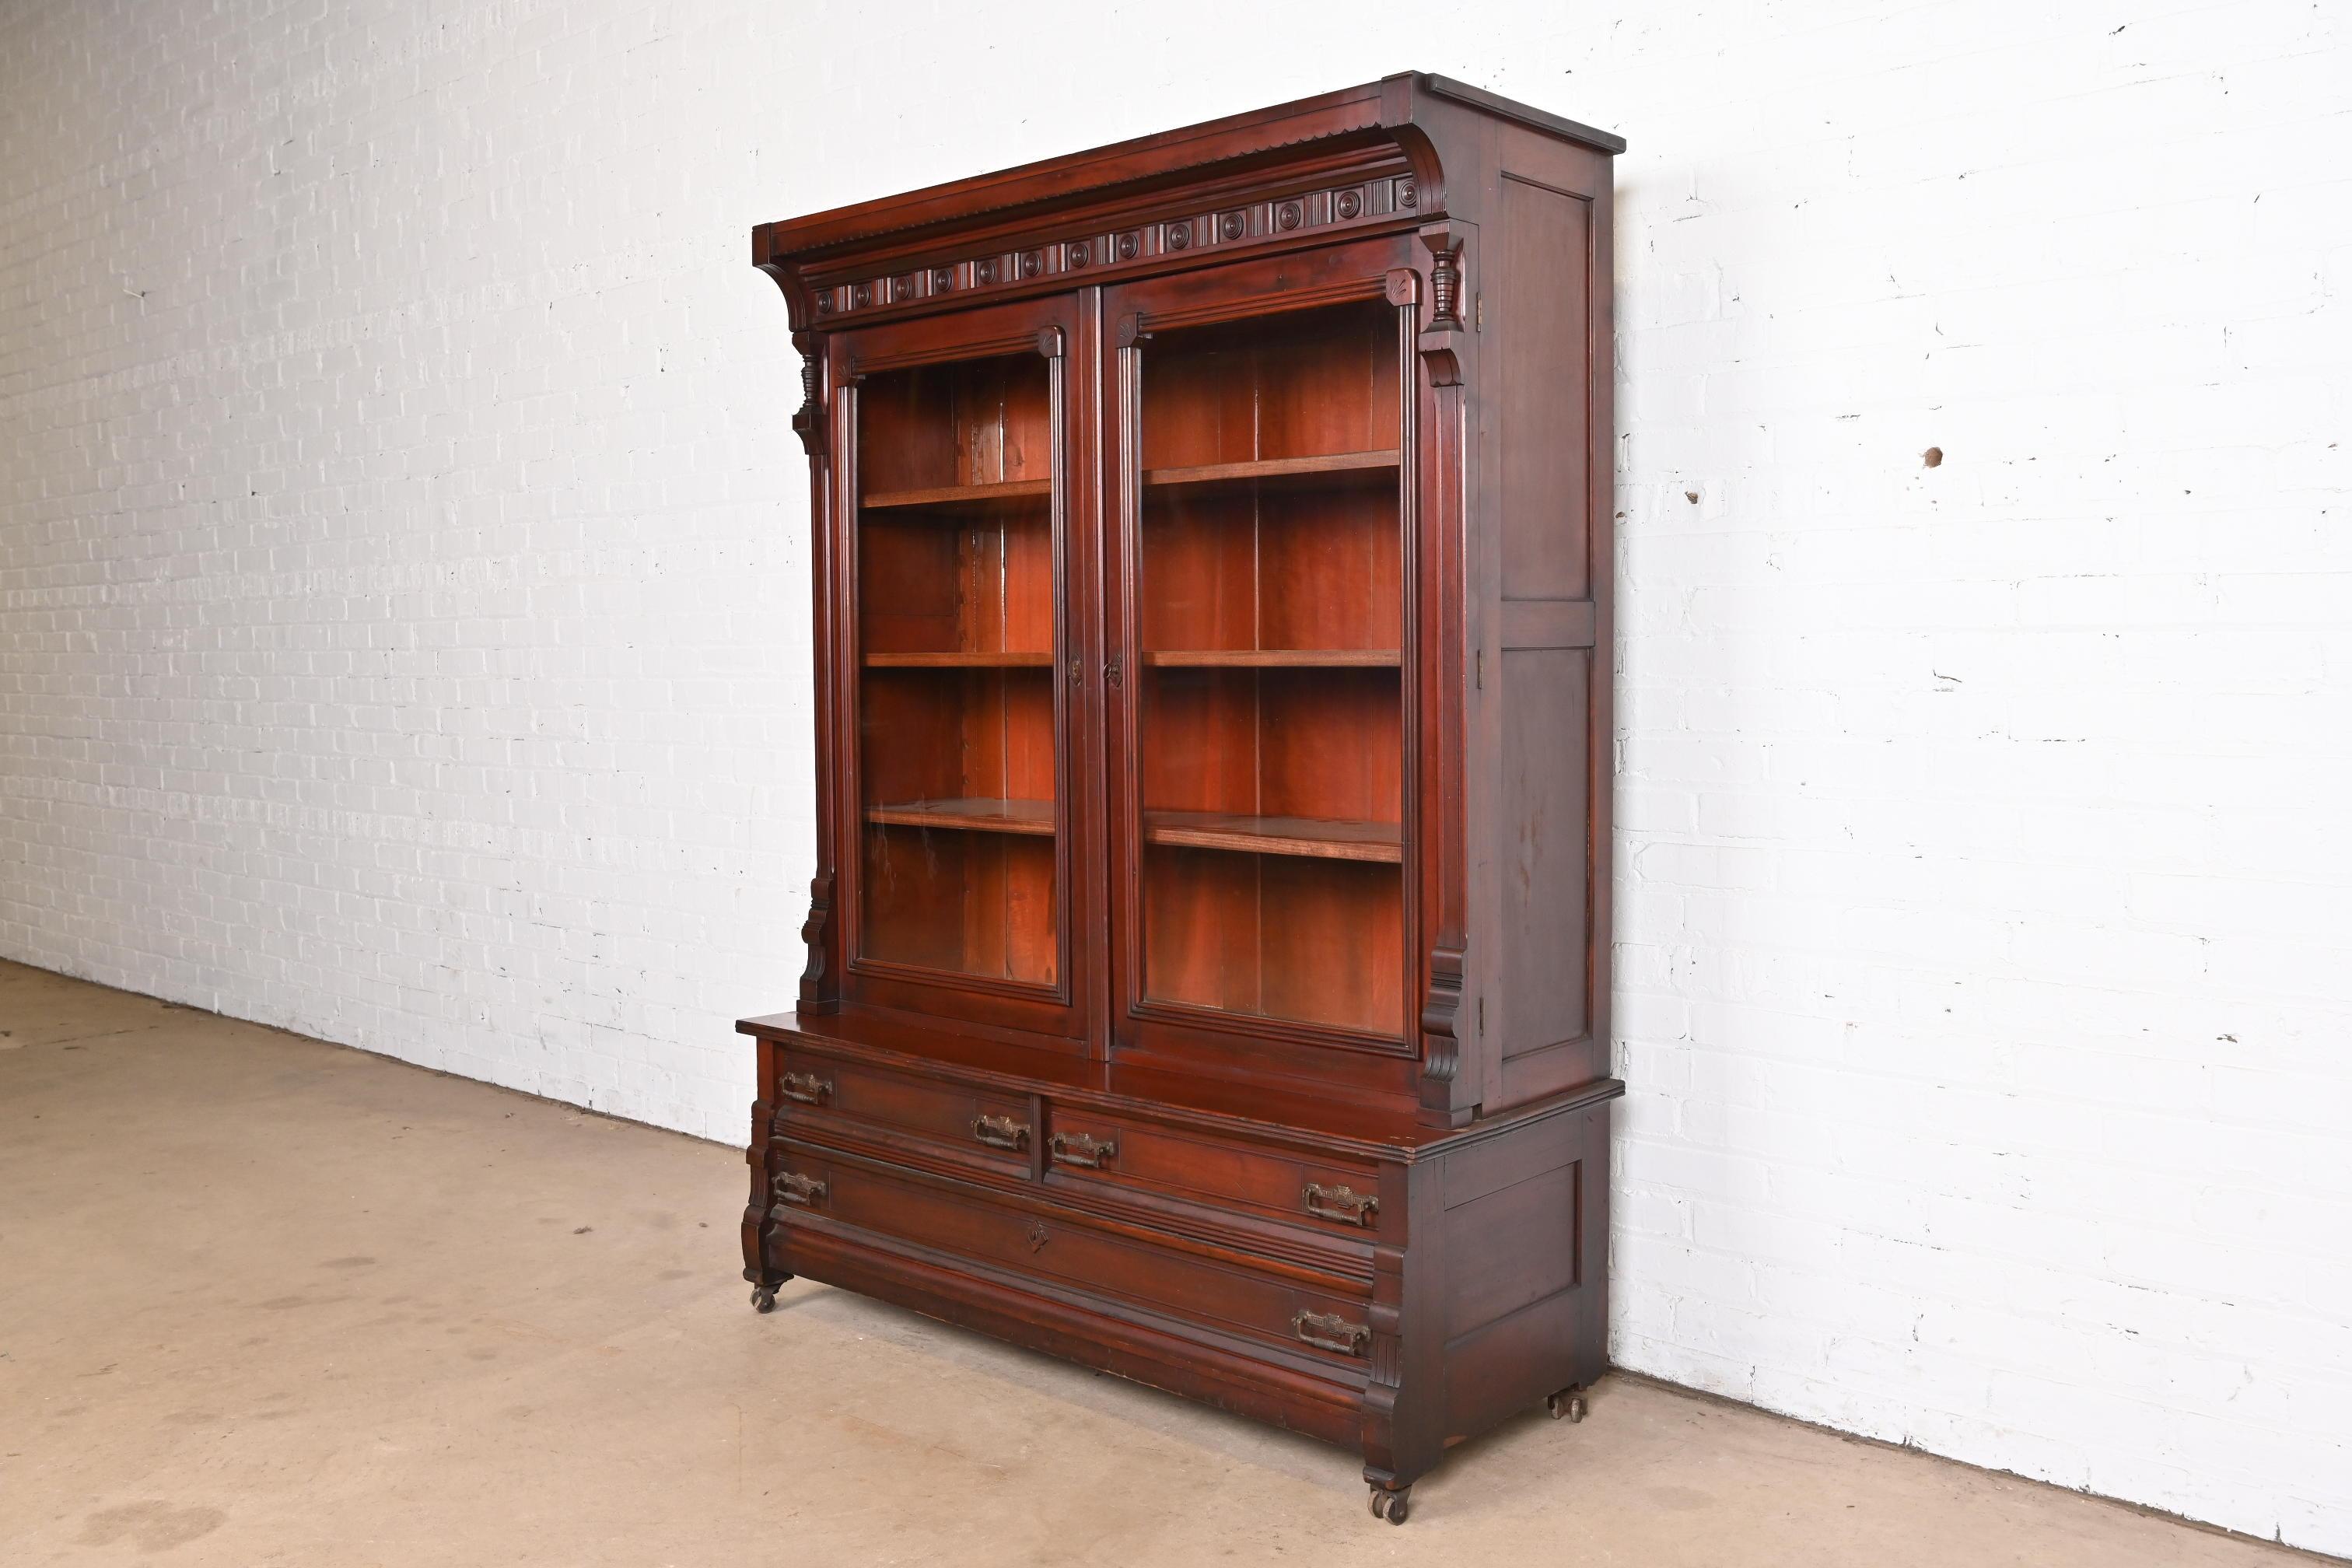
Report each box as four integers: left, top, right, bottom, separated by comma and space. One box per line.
2, 0, 2346, 1552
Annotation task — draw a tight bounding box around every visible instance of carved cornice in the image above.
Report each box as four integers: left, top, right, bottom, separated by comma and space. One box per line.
800, 171, 1420, 326
754, 73, 1618, 268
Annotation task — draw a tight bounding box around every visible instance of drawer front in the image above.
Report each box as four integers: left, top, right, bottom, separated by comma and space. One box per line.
1040, 1108, 1385, 1237
810, 1151, 1373, 1365
778, 1049, 1033, 1174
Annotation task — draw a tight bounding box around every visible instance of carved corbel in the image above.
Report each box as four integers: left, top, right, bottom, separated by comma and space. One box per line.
1419, 940, 1466, 1084
798, 870, 835, 1001
1416, 222, 1468, 387
789, 331, 826, 457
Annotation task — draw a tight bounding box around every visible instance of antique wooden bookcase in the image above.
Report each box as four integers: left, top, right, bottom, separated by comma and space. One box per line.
742, 74, 1621, 1524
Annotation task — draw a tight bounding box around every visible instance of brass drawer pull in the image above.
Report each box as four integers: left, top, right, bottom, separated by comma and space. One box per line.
779, 1071, 832, 1106
971, 1113, 1031, 1153
1303, 1181, 1378, 1227
1293, 1310, 1370, 1357
1049, 1131, 1118, 1169
772, 1171, 827, 1206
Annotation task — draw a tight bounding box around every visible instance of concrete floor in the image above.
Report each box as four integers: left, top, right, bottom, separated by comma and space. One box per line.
0, 960, 2319, 1567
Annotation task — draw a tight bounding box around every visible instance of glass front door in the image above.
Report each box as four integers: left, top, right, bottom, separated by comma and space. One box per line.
1115, 284, 1411, 1042
850, 334, 1068, 996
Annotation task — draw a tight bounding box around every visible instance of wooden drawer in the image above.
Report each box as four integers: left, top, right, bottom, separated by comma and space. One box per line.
795, 1147, 1374, 1367
776, 1049, 1034, 1175
1038, 1105, 1386, 1238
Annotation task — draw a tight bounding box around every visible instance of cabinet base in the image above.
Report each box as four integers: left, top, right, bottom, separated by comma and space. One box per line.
740, 1010, 1620, 1515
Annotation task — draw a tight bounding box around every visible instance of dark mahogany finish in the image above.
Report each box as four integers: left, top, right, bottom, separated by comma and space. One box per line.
744, 74, 1622, 1523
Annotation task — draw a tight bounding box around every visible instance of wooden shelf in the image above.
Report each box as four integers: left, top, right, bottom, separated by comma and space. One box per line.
1142, 649, 1399, 669
1141, 450, 1399, 498
867, 797, 1055, 836
862, 478, 1052, 516
864, 651, 1054, 669
1142, 809, 1402, 864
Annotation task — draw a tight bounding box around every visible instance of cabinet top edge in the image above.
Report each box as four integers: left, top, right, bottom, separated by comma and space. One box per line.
1412, 74, 1628, 156
754, 72, 1625, 268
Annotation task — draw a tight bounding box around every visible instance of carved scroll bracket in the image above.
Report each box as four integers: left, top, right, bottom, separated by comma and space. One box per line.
798, 870, 835, 1003
1419, 940, 1467, 1085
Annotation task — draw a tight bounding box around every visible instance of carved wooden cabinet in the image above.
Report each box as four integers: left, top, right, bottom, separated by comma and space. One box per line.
741, 75, 1622, 1523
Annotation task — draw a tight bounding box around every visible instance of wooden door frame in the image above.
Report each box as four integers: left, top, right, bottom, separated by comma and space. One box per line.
1096, 234, 1437, 1105
821, 292, 1100, 1042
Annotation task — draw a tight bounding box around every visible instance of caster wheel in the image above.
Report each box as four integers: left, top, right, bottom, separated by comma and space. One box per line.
1368, 1485, 1411, 1524
750, 1285, 777, 1314
1546, 1387, 1587, 1423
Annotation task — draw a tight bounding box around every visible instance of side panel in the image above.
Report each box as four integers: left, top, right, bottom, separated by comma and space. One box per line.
1482, 132, 1612, 1105
1433, 1100, 1611, 1443
1496, 647, 1591, 1055
1496, 176, 1591, 600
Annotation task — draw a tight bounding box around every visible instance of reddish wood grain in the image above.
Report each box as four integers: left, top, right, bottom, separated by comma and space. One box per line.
747, 76, 1622, 1518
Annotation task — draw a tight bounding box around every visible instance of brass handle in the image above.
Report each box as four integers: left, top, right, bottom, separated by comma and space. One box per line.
1049, 1131, 1118, 1169
1303, 1181, 1379, 1227
779, 1071, 832, 1106
772, 1171, 827, 1206
1293, 1310, 1370, 1357
971, 1113, 1031, 1153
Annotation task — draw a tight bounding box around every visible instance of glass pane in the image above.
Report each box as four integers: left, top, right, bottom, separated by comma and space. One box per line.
856, 351, 1059, 985
1133, 299, 1404, 1037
